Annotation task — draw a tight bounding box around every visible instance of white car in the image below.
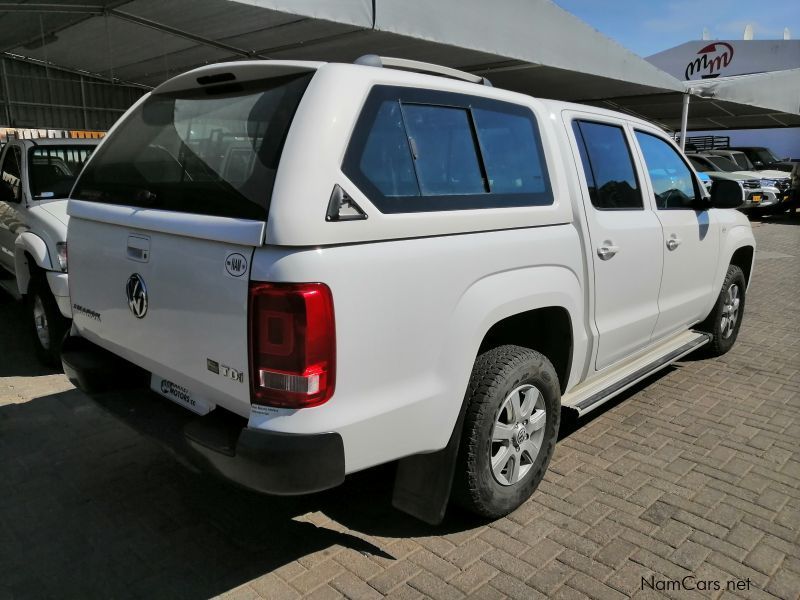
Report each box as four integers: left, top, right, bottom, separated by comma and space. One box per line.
686, 154, 774, 213
0, 138, 97, 364
698, 151, 792, 212
61, 57, 754, 523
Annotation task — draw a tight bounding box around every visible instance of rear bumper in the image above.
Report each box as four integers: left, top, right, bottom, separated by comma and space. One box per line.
61, 335, 345, 495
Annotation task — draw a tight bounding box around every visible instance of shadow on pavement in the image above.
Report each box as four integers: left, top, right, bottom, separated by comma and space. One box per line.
0, 385, 485, 599
0, 287, 60, 378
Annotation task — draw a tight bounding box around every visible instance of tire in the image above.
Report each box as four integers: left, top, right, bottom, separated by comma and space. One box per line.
453, 345, 561, 519
27, 275, 68, 367
697, 264, 746, 357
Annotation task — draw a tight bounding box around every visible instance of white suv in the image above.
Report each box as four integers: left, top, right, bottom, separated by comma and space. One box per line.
62, 57, 754, 523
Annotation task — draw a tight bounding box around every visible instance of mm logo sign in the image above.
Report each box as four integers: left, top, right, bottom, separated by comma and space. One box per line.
685, 42, 734, 80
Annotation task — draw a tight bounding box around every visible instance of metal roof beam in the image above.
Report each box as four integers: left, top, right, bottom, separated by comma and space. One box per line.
107, 9, 266, 59
2, 52, 152, 89
0, 4, 104, 14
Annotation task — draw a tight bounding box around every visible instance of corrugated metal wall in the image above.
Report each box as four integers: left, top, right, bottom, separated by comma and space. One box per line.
0, 58, 146, 131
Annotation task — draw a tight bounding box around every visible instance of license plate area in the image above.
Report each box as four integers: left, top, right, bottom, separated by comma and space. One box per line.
151, 374, 215, 415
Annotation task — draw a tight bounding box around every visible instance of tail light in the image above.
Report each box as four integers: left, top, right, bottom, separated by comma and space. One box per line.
249, 282, 335, 408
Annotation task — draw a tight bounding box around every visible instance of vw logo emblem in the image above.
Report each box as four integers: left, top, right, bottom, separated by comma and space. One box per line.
516, 428, 527, 446
126, 273, 148, 319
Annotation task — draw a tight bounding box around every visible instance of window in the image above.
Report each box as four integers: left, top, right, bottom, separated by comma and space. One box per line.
358, 100, 419, 197
635, 131, 699, 210
402, 104, 485, 196
573, 121, 642, 210
0, 146, 21, 202
343, 86, 553, 214
72, 73, 313, 220
688, 156, 713, 172
473, 108, 548, 194
29, 145, 95, 199
703, 155, 739, 173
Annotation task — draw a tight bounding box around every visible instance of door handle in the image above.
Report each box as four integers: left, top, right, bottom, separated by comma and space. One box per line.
666, 237, 682, 251
596, 244, 619, 260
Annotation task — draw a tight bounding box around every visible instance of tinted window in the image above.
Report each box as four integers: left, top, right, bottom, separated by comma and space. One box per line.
474, 108, 548, 194
343, 86, 553, 214
29, 145, 95, 199
704, 155, 738, 172
635, 132, 698, 210
72, 73, 312, 220
689, 156, 713, 172
573, 121, 641, 210
359, 100, 419, 197
1, 146, 21, 202
403, 104, 485, 196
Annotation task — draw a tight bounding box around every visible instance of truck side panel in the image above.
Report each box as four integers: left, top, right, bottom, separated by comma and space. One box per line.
248, 224, 584, 473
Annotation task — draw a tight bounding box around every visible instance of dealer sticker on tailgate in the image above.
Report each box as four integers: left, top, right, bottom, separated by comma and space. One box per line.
151, 374, 215, 415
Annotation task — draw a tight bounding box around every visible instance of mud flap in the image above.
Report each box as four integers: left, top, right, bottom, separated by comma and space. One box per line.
391, 410, 466, 525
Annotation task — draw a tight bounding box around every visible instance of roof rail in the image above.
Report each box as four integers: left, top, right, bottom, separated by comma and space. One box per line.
354, 54, 492, 87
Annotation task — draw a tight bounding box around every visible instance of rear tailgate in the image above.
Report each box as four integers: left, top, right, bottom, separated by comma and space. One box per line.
68, 205, 259, 416
66, 64, 315, 418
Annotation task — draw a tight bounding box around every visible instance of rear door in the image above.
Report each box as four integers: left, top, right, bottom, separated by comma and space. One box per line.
632, 130, 720, 339
569, 116, 664, 371
67, 70, 313, 418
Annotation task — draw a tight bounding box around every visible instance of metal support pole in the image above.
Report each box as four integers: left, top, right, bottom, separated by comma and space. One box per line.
1, 59, 12, 126
680, 93, 690, 151
79, 75, 88, 130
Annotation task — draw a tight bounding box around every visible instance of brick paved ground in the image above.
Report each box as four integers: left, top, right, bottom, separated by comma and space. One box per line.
1, 215, 798, 600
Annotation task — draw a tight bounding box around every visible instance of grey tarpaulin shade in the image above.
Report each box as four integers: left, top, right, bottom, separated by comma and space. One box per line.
0, 0, 797, 133
0, 0, 685, 94
583, 68, 800, 137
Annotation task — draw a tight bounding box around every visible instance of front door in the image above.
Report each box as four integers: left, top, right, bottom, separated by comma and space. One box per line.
632, 130, 720, 340
570, 117, 664, 371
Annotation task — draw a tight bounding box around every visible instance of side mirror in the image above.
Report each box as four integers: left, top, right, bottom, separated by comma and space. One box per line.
0, 180, 15, 203
709, 179, 743, 208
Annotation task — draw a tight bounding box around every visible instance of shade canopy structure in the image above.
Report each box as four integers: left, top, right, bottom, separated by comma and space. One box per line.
590, 68, 800, 132
0, 0, 796, 134
0, 0, 684, 93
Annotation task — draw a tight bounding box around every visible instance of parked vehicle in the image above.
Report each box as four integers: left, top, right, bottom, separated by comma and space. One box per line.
687, 153, 776, 214
702, 149, 792, 209
0, 138, 97, 364
729, 146, 796, 172
62, 57, 755, 523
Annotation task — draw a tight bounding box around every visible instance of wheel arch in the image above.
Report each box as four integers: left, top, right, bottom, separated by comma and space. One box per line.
478, 307, 573, 394
438, 264, 587, 424
730, 244, 754, 289
14, 232, 53, 295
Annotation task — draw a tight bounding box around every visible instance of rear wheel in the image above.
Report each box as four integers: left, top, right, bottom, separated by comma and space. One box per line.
453, 345, 560, 519
698, 264, 746, 357
28, 275, 68, 367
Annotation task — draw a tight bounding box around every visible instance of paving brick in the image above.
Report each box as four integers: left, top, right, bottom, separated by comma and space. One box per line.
595, 538, 636, 569
569, 572, 628, 600
670, 540, 712, 571
330, 572, 383, 600
765, 568, 800, 600
744, 543, 785, 577
447, 560, 496, 595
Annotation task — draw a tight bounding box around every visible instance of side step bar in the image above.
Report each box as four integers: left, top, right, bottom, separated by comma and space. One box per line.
563, 331, 711, 416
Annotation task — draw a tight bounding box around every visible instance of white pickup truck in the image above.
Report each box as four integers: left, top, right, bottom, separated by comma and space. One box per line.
62, 57, 754, 524
0, 138, 96, 364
